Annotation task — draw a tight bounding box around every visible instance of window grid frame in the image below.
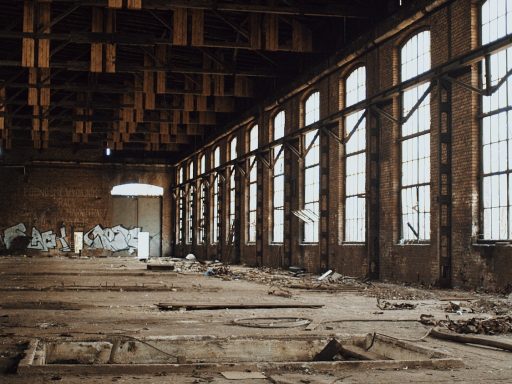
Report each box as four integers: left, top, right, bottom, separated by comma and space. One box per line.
480, 0, 512, 241
399, 30, 432, 243
344, 66, 367, 243
247, 125, 258, 244
303, 92, 320, 244
272, 111, 285, 244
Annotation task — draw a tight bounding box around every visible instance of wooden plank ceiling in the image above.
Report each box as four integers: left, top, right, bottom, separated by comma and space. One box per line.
0, 0, 391, 162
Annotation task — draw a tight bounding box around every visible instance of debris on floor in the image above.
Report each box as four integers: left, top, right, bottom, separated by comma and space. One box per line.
232, 317, 311, 328
429, 327, 512, 352
420, 314, 512, 335
377, 299, 417, 310
146, 264, 174, 271
268, 287, 292, 298
444, 301, 473, 314
157, 303, 323, 311
469, 298, 512, 315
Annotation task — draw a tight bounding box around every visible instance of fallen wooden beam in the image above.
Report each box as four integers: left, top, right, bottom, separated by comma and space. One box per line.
430, 327, 512, 352
156, 303, 324, 311
340, 345, 387, 361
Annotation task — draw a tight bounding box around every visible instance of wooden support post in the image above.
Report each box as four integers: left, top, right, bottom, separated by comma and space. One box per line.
173, 8, 188, 46
234, 75, 253, 97
105, 10, 116, 73
264, 14, 279, 51
27, 68, 38, 106
127, 0, 142, 9
22, 0, 35, 68
292, 20, 312, 52
196, 95, 207, 111
155, 45, 167, 94
191, 9, 204, 46
0, 87, 5, 131
213, 75, 225, 96
39, 68, 51, 106
143, 53, 156, 109
107, 0, 122, 8
90, 7, 103, 72
250, 14, 262, 50
38, 2, 51, 68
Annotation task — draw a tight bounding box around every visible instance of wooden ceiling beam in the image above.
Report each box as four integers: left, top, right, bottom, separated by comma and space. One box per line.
0, 30, 321, 52
9, 0, 369, 18
0, 59, 276, 77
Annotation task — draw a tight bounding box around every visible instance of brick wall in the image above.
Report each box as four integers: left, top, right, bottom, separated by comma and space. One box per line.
0, 163, 172, 257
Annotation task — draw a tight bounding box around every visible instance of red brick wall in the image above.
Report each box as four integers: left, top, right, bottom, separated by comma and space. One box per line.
0, 164, 172, 256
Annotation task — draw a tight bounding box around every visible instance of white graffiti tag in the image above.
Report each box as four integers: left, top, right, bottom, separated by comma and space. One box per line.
84, 225, 140, 253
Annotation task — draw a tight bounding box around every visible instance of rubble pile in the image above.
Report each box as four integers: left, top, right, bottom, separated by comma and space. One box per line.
469, 298, 512, 315
420, 314, 512, 335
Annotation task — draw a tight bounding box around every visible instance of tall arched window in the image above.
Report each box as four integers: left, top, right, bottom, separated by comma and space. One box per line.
272, 111, 285, 243
176, 166, 184, 244
247, 125, 258, 243
198, 154, 207, 244
481, 0, 512, 239
212, 146, 221, 243
303, 92, 320, 243
400, 31, 431, 241
186, 160, 195, 244
228, 137, 237, 240
344, 66, 366, 242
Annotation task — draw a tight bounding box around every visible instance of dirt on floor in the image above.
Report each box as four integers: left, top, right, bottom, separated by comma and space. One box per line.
0, 255, 511, 383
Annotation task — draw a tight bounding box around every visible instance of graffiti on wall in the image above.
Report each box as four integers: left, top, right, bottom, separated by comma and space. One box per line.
0, 223, 141, 253
84, 225, 140, 253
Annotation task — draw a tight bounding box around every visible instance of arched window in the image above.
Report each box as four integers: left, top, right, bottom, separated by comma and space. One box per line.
344, 66, 366, 242
198, 154, 207, 244
481, 0, 512, 239
272, 111, 285, 243
212, 146, 221, 243
400, 31, 431, 241
303, 92, 320, 243
186, 161, 195, 244
247, 125, 258, 243
176, 166, 184, 244
228, 137, 238, 240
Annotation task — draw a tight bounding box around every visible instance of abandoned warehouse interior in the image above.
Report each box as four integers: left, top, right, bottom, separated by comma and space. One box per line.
1, 0, 512, 382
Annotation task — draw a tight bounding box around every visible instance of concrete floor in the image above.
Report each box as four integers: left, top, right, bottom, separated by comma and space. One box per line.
0, 256, 511, 383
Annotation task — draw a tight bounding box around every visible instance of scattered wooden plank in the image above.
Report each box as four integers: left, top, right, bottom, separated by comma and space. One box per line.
147, 264, 175, 271
157, 303, 324, 311
430, 327, 512, 352
341, 345, 386, 361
